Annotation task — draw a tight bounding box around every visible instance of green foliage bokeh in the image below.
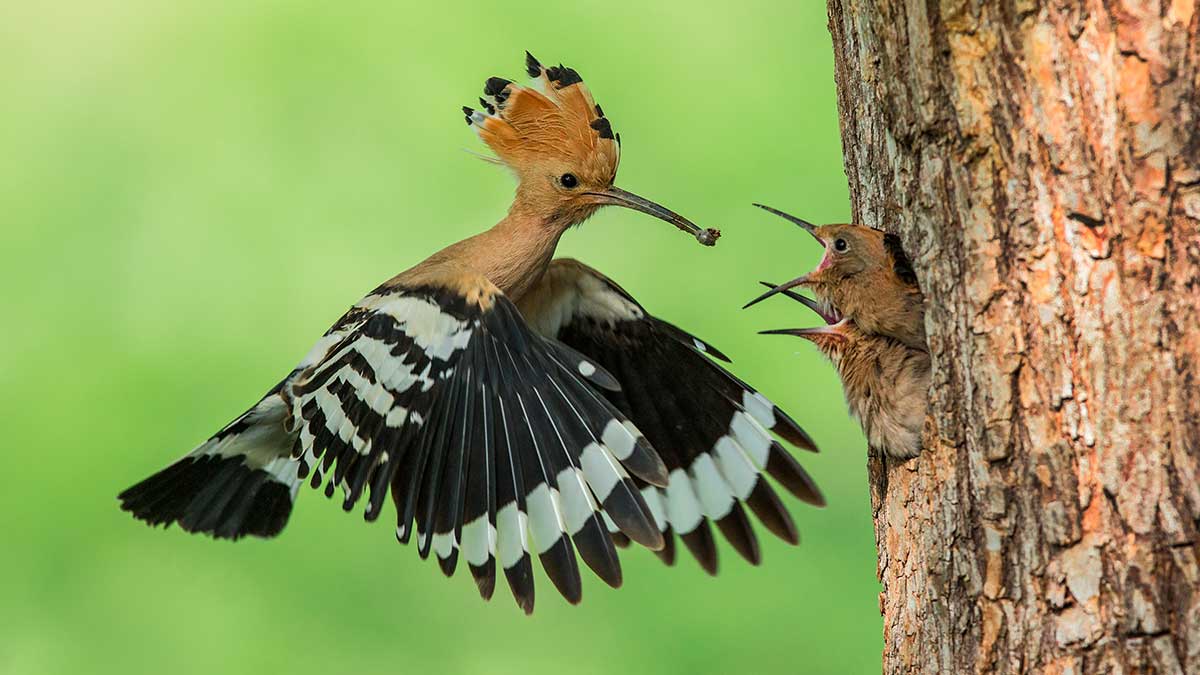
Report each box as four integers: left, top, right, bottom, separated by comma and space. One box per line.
0, 2, 880, 673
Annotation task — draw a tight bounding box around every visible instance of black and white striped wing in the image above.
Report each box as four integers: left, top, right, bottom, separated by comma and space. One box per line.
521, 260, 824, 574
285, 281, 669, 613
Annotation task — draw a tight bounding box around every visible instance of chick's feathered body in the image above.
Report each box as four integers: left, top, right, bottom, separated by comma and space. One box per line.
802, 323, 928, 459
752, 204, 930, 460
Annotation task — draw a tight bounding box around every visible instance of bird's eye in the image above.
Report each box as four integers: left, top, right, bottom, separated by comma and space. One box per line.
834, 238, 849, 252
559, 173, 578, 189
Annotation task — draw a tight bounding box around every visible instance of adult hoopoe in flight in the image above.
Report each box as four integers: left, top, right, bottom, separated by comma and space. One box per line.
119, 54, 823, 614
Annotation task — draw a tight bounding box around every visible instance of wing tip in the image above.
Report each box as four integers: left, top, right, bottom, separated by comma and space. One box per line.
767, 444, 826, 507
653, 528, 678, 566
119, 453, 295, 541
715, 507, 762, 566
745, 482, 800, 545
624, 440, 670, 488
680, 524, 719, 576
470, 562, 497, 600
774, 411, 820, 453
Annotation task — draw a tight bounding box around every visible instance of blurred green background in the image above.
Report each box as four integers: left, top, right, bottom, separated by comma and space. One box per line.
0, 1, 878, 673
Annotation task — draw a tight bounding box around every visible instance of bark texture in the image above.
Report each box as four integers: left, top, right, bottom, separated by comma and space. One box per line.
825, 1, 1200, 672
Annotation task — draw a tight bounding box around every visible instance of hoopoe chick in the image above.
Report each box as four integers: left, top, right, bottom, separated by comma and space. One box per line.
118, 53, 821, 616
745, 204, 927, 352
760, 287, 929, 459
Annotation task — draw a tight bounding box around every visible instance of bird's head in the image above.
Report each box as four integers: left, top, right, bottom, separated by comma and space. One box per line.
464, 53, 718, 245
743, 204, 916, 310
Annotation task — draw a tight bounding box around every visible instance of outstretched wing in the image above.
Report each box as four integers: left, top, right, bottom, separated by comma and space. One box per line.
518, 259, 824, 574
286, 273, 669, 613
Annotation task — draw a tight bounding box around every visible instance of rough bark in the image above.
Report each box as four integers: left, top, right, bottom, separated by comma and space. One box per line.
825, 1, 1200, 672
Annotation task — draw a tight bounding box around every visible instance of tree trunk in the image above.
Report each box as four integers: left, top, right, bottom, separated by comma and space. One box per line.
824, 1, 1200, 672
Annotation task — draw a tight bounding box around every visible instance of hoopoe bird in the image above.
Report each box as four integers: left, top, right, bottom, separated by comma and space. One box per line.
746, 204, 929, 459
119, 54, 823, 614
757, 285, 929, 459
744, 204, 927, 352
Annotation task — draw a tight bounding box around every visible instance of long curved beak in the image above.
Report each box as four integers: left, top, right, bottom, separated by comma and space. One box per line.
755, 281, 839, 323
754, 280, 846, 341
588, 186, 720, 246
759, 323, 848, 343
743, 274, 813, 310
753, 203, 823, 244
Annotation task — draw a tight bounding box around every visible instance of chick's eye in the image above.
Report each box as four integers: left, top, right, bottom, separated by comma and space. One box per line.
834, 238, 849, 252
559, 173, 578, 189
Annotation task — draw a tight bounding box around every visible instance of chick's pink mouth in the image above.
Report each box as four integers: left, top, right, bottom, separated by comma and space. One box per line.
813, 248, 835, 274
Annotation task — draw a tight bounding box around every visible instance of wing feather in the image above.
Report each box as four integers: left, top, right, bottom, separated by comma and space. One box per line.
519, 259, 823, 574
462, 351, 498, 600
287, 278, 669, 612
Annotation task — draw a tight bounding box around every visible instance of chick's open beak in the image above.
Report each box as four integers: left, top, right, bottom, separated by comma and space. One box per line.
753, 281, 839, 323
743, 275, 814, 310
744, 204, 830, 309
587, 186, 720, 246
753, 203, 823, 245
759, 323, 849, 343
754, 281, 847, 342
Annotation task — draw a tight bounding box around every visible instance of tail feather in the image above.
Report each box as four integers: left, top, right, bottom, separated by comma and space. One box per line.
118, 392, 301, 541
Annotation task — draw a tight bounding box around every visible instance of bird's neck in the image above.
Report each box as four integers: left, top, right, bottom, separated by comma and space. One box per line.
446, 201, 566, 301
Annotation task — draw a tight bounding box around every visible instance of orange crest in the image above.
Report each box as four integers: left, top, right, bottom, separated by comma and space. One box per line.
463, 53, 620, 184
